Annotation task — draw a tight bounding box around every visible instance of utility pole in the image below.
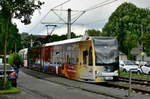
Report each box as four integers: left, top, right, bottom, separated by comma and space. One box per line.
67, 8, 71, 39
46, 25, 49, 35
30, 39, 33, 47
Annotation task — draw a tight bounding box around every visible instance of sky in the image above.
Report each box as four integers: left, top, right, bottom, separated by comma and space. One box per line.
13, 0, 150, 36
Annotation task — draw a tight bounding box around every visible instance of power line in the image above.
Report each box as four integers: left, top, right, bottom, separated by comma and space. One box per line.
30, 0, 118, 35
84, 0, 113, 11
28, 0, 71, 34
70, 0, 118, 25
84, 18, 107, 25
52, 9, 67, 23
71, 11, 86, 24
52, 0, 71, 9
85, 0, 117, 12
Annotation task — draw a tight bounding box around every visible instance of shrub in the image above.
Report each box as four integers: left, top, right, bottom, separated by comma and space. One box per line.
0, 80, 12, 90
8, 53, 22, 67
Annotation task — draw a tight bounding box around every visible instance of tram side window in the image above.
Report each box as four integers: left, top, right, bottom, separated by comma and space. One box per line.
88, 47, 93, 66
83, 50, 88, 64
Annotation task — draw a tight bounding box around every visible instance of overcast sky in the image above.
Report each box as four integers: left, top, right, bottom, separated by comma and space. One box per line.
13, 0, 150, 35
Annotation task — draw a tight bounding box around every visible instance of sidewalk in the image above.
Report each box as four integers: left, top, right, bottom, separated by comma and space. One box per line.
22, 68, 150, 99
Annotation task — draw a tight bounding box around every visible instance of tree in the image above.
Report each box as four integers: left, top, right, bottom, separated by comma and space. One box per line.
8, 53, 22, 67
85, 29, 102, 36
141, 32, 150, 56
0, 0, 44, 89
102, 2, 150, 59
37, 32, 79, 44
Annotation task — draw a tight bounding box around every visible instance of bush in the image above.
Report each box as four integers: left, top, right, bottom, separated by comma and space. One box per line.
8, 53, 22, 66
0, 80, 12, 90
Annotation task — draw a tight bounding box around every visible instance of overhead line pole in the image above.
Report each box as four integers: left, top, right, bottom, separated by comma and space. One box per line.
67, 8, 71, 39
41, 0, 118, 39
45, 25, 57, 35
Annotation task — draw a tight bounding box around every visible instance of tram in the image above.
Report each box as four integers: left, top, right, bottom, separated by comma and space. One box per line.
27, 36, 119, 82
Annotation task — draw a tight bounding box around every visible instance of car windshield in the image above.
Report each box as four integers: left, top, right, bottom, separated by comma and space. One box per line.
124, 60, 135, 65
0, 64, 12, 71
93, 37, 119, 65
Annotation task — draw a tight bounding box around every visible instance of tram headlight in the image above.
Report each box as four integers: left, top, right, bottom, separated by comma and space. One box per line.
95, 70, 98, 75
95, 70, 101, 76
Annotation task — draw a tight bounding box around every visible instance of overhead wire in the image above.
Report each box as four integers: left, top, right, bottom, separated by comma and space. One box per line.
71, 11, 86, 24
28, 0, 71, 34
51, 9, 67, 23
70, 0, 118, 25
84, 0, 116, 12
29, 0, 118, 34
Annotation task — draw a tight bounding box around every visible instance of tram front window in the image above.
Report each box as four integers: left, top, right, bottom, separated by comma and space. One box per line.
93, 38, 119, 65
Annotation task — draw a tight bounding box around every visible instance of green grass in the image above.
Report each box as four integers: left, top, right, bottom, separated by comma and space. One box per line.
120, 71, 150, 79
0, 87, 21, 94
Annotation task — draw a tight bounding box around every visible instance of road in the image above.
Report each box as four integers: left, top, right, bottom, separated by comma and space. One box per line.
0, 70, 115, 99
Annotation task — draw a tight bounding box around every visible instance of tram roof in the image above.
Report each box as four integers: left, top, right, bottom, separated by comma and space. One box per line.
44, 36, 90, 47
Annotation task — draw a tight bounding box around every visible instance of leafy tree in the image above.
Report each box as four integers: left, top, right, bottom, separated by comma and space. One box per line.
8, 53, 22, 66
85, 29, 102, 36
0, 0, 44, 89
34, 32, 79, 45
60, 34, 67, 40
6, 24, 23, 53
141, 32, 150, 56
102, 2, 150, 59
0, 17, 21, 53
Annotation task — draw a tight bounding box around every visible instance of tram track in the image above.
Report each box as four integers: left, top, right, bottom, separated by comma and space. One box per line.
118, 76, 150, 86
23, 68, 150, 96
105, 76, 150, 95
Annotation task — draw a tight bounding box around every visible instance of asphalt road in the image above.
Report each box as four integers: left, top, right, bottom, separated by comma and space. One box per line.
0, 70, 115, 99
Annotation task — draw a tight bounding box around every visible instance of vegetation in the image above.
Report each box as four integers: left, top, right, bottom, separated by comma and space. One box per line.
0, 87, 21, 94
85, 29, 103, 36
45, 32, 80, 43
0, 0, 44, 89
21, 32, 81, 47
8, 53, 22, 67
120, 71, 150, 79
0, 22, 22, 53
102, 2, 150, 59
141, 32, 150, 56
0, 80, 12, 90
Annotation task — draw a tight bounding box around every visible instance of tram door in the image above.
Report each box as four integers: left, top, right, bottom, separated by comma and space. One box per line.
79, 41, 94, 81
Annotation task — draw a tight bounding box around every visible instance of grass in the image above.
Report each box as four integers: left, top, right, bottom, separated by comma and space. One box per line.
120, 71, 150, 79
0, 87, 21, 94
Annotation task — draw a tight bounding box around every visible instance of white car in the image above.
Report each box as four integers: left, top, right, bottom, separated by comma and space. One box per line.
140, 61, 150, 74
119, 60, 141, 73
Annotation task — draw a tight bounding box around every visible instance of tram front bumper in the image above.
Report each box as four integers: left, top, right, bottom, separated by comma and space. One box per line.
99, 71, 118, 80
101, 71, 118, 77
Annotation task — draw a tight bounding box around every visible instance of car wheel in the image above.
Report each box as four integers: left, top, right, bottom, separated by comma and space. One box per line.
12, 82, 17, 87
123, 69, 127, 72
11, 80, 17, 87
